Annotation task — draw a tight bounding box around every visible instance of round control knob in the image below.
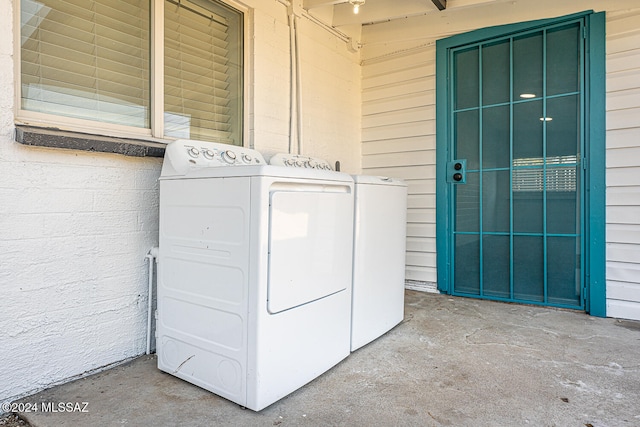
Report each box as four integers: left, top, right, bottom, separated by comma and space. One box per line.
221, 150, 237, 164
202, 149, 214, 160
453, 173, 463, 182
454, 162, 463, 171
188, 147, 200, 158
242, 153, 252, 163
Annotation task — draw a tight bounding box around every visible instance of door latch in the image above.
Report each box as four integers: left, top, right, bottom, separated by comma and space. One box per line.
446, 159, 467, 184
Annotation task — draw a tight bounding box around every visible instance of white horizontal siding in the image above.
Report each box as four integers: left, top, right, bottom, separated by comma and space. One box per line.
607, 264, 640, 286
606, 128, 640, 149
362, 136, 436, 155
607, 223, 640, 245
606, 9, 640, 320
363, 91, 435, 116
362, 46, 437, 284
362, 149, 435, 168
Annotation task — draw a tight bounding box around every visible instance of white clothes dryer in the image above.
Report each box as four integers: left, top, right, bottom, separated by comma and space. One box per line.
157, 140, 354, 411
350, 175, 408, 351
266, 155, 408, 351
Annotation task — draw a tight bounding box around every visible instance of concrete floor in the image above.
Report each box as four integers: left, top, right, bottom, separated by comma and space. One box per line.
17, 291, 640, 426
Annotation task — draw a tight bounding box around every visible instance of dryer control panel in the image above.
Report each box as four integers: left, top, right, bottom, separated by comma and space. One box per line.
162, 139, 265, 177
269, 153, 333, 170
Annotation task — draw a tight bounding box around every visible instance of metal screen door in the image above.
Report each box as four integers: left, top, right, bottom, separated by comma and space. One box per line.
447, 19, 585, 309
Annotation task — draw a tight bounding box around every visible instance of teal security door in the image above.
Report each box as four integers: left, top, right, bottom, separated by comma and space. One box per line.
439, 17, 591, 309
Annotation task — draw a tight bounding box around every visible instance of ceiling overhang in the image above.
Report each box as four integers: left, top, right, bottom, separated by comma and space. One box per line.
303, 0, 446, 27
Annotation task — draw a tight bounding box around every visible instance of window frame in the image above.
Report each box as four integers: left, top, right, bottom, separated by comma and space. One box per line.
13, 0, 250, 147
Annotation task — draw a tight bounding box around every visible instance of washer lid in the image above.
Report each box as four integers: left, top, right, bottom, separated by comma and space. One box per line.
352, 174, 407, 186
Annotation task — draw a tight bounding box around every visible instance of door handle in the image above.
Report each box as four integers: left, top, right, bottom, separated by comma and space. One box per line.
447, 159, 467, 184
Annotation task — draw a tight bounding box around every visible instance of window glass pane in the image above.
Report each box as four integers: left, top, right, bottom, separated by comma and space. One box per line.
482, 105, 510, 169
547, 236, 580, 305
21, 0, 150, 127
455, 109, 479, 170
483, 235, 510, 298
547, 95, 579, 158
482, 40, 510, 106
483, 170, 510, 233
455, 234, 480, 295
456, 172, 479, 233
547, 24, 580, 96
513, 236, 543, 301
546, 165, 579, 236
513, 32, 543, 101
513, 180, 543, 233
513, 100, 543, 160
454, 47, 479, 110
164, 0, 243, 145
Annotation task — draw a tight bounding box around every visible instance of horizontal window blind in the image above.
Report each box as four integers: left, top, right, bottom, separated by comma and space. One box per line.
164, 0, 241, 144
21, 0, 150, 128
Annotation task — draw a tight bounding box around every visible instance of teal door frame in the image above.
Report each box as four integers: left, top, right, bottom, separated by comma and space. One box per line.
435, 11, 606, 316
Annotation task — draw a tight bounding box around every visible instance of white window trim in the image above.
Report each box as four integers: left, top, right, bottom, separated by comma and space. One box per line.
13, 0, 252, 147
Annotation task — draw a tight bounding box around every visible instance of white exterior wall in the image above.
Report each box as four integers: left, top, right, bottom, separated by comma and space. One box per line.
361, 49, 436, 285
361, 0, 640, 319
0, 0, 361, 404
250, 3, 361, 171
605, 8, 640, 320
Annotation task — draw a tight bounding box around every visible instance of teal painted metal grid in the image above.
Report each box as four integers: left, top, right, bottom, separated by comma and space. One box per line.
437, 13, 604, 311
436, 11, 606, 317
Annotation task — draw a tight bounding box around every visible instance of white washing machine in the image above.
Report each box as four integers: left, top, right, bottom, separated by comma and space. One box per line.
350, 175, 407, 351
157, 140, 354, 411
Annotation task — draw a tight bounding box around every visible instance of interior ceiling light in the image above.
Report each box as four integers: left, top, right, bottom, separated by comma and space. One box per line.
349, 0, 365, 14
540, 117, 553, 121
520, 93, 536, 99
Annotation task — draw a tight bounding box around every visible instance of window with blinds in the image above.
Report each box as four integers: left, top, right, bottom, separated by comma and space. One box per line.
164, 0, 242, 145
21, 0, 150, 128
19, 0, 243, 146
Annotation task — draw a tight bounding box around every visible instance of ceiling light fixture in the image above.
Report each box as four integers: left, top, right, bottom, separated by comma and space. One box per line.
349, 0, 365, 14
520, 93, 536, 99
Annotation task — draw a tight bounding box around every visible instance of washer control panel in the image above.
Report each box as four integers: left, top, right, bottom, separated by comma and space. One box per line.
269, 153, 333, 170
162, 139, 265, 177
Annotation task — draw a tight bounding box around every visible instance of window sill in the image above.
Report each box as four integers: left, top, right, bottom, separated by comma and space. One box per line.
14, 125, 166, 158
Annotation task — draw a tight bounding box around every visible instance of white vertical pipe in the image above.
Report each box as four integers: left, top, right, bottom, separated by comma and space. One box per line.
294, 14, 303, 155
288, 12, 297, 154
145, 247, 159, 355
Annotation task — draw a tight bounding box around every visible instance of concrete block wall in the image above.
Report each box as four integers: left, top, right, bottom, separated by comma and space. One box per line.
250, 2, 362, 171
0, 0, 162, 398
1, 0, 361, 405
0, 141, 161, 403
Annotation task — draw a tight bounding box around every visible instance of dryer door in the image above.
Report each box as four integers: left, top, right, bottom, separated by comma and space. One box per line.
267, 187, 353, 314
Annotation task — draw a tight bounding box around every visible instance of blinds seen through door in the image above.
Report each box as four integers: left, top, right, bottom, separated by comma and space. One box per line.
20, 0, 150, 128
164, 0, 242, 144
